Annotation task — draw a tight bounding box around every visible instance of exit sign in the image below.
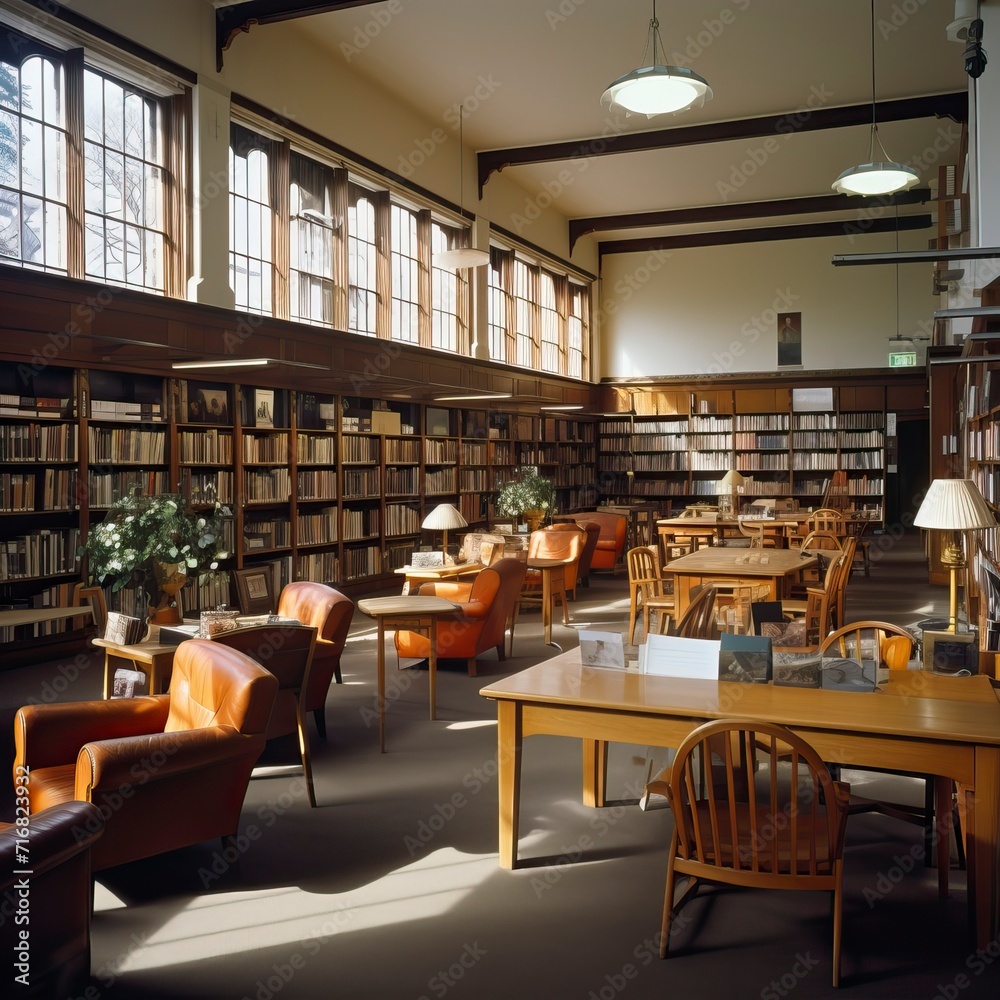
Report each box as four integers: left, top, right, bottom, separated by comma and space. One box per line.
889, 352, 917, 367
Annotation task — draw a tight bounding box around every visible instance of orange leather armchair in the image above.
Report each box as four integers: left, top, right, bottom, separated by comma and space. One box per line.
566, 511, 626, 572
277, 581, 355, 737
13, 639, 278, 872
394, 557, 526, 676
549, 521, 600, 594
0, 801, 104, 998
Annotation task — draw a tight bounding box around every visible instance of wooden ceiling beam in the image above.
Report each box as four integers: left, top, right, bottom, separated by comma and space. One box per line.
479, 92, 967, 194
598, 214, 932, 260
216, 0, 383, 69
570, 188, 932, 252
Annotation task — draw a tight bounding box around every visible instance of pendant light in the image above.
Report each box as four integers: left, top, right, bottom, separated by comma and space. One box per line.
832, 0, 919, 196
601, 0, 712, 118
436, 105, 489, 270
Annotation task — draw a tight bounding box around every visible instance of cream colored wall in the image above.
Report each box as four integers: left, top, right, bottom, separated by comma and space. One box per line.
597, 228, 937, 378
68, 0, 593, 274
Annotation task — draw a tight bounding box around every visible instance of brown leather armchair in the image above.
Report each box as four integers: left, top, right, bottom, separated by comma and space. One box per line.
550, 520, 600, 592
277, 581, 355, 737
13, 639, 278, 872
394, 557, 526, 676
0, 801, 104, 998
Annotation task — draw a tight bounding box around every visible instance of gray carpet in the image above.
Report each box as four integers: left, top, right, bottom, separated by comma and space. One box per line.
3, 533, 999, 999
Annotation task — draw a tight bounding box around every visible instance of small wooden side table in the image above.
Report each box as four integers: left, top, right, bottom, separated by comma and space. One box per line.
357, 595, 459, 752
394, 561, 484, 595
93, 638, 178, 699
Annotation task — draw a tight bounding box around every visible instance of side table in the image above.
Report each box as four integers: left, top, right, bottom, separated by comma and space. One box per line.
357, 595, 459, 752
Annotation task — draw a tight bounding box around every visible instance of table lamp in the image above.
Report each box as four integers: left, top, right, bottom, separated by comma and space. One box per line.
719, 470, 744, 516
913, 478, 995, 632
422, 503, 468, 564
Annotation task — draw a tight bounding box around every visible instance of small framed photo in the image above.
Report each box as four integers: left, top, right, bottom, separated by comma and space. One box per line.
410, 550, 445, 569
234, 566, 275, 615
921, 630, 978, 675
194, 388, 230, 424
254, 388, 275, 428
493, 522, 513, 535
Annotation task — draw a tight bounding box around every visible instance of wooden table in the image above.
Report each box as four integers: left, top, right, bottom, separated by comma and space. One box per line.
478, 649, 1000, 948
93, 637, 177, 699
394, 561, 483, 595
0, 604, 93, 634
526, 557, 570, 647
666, 547, 816, 615
658, 514, 805, 547
357, 595, 460, 752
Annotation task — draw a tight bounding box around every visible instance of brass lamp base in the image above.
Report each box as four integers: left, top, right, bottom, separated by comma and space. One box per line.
940, 538, 966, 634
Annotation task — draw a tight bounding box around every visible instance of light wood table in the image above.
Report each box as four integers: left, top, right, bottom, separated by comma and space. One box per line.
394, 561, 483, 595
526, 557, 570, 647
666, 547, 816, 615
479, 649, 1000, 948
93, 637, 177, 699
357, 595, 460, 752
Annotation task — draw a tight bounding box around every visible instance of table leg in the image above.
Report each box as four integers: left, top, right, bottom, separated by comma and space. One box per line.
542, 567, 552, 646
377, 620, 387, 753
582, 739, 609, 808
102, 652, 114, 699
969, 746, 1000, 948
427, 617, 437, 721
497, 699, 522, 869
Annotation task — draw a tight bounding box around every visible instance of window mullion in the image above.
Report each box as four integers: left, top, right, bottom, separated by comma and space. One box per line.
270, 137, 290, 321
416, 208, 431, 348
64, 47, 85, 278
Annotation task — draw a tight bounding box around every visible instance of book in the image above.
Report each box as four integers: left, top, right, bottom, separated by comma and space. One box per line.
579, 630, 625, 669
103, 612, 145, 646
772, 649, 822, 688
718, 633, 772, 683
821, 655, 878, 691
759, 618, 808, 648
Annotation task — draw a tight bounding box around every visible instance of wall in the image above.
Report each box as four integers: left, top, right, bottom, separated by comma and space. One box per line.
598, 226, 937, 378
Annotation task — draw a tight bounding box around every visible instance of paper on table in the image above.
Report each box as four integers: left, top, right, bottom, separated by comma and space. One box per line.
579, 630, 625, 669
638, 633, 722, 679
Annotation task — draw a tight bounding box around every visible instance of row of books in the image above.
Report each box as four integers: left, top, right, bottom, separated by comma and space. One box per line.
242, 433, 290, 464
0, 528, 80, 581
0, 395, 71, 418
88, 426, 166, 465
0, 423, 77, 461
179, 430, 234, 464
91, 399, 164, 421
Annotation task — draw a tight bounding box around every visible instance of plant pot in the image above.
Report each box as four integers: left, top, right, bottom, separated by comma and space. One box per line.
522, 508, 546, 532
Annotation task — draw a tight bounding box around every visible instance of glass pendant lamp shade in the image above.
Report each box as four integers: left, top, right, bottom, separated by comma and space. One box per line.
833, 0, 918, 197
601, 2, 711, 118
602, 65, 711, 117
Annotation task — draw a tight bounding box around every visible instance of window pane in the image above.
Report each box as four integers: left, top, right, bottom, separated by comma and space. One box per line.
0, 109, 19, 186
0, 188, 20, 258
44, 125, 64, 200
20, 116, 41, 195
103, 77, 123, 150
42, 59, 60, 125
0, 61, 17, 112
19, 57, 40, 119
83, 69, 102, 141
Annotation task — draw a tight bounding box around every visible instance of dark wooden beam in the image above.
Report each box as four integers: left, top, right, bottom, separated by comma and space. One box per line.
480, 92, 967, 194
598, 215, 932, 260
216, 0, 384, 70
570, 188, 932, 252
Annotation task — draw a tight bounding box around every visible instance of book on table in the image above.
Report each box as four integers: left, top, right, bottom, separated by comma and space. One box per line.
718, 633, 772, 683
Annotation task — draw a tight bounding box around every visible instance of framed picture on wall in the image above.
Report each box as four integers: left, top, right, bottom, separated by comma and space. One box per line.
234, 567, 275, 615
777, 312, 802, 368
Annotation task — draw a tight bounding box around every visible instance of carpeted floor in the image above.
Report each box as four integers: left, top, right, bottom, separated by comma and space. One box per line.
3, 531, 999, 999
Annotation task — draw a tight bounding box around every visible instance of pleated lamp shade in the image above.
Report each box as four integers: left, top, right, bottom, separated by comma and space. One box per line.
913, 480, 995, 531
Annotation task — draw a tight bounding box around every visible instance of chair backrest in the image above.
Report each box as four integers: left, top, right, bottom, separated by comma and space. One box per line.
73, 583, 108, 635
164, 638, 279, 736
277, 581, 354, 648
675, 585, 718, 639
627, 546, 664, 597
800, 529, 844, 553
469, 557, 526, 640
807, 508, 845, 534
210, 622, 317, 689
819, 620, 913, 671
736, 517, 764, 548
666, 719, 849, 877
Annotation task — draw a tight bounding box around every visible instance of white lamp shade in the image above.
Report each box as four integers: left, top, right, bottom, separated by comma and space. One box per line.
435, 246, 489, 271
832, 161, 920, 197
601, 65, 711, 117
721, 470, 745, 488
913, 479, 995, 531
421, 503, 468, 532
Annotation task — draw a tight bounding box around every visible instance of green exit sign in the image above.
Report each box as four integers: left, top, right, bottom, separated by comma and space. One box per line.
889, 352, 917, 367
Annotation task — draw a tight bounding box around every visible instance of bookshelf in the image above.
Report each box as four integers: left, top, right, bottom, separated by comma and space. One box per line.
598, 382, 887, 518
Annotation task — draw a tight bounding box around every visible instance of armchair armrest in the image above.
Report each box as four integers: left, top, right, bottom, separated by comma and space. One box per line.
15, 696, 171, 773
77, 726, 265, 797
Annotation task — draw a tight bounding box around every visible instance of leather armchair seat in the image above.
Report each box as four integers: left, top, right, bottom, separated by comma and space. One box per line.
277, 582, 354, 737
0, 801, 104, 998
13, 639, 278, 872
394, 557, 526, 676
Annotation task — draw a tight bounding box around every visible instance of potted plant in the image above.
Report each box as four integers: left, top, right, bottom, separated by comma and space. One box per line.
494, 466, 555, 531
81, 492, 231, 622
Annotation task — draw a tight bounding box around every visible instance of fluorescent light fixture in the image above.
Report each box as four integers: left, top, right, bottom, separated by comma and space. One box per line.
833, 247, 1000, 266
539, 404, 585, 411
171, 358, 329, 371
434, 393, 513, 402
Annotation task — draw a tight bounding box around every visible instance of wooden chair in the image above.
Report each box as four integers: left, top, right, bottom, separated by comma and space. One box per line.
516, 528, 586, 633
781, 550, 849, 645
209, 623, 321, 807
626, 545, 674, 645
818, 621, 957, 895
659, 719, 851, 987
735, 516, 781, 549
673, 584, 718, 640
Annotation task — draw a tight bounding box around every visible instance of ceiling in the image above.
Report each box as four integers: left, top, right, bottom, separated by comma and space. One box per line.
216, 0, 972, 257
